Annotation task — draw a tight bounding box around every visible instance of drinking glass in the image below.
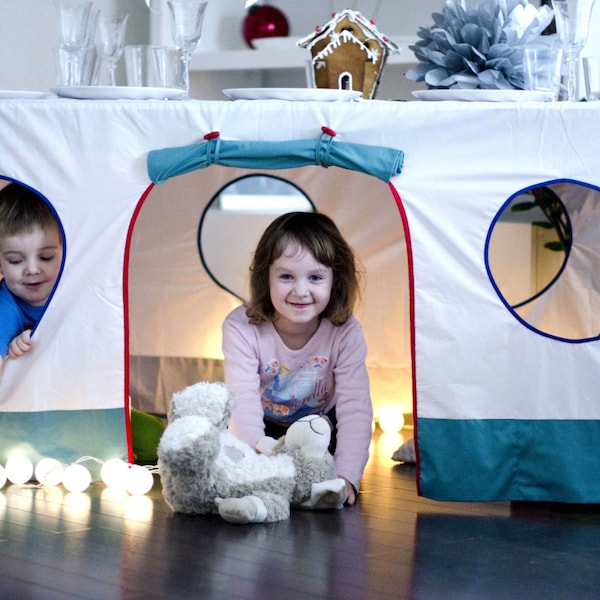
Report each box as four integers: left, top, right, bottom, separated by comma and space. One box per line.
54, 0, 94, 51
583, 56, 600, 100
95, 13, 129, 86
144, 0, 207, 95
522, 45, 563, 99
551, 0, 597, 101
55, 46, 96, 86
125, 45, 183, 89
166, 0, 208, 95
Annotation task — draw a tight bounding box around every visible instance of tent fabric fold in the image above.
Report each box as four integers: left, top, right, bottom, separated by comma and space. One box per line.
147, 132, 404, 184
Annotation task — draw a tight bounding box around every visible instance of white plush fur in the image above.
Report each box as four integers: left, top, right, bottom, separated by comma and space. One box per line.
158, 382, 345, 523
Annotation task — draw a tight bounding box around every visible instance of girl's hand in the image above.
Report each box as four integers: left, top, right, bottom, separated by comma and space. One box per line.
8, 329, 32, 359
341, 477, 357, 506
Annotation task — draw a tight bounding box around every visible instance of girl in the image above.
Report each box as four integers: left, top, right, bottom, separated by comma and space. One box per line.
222, 211, 373, 506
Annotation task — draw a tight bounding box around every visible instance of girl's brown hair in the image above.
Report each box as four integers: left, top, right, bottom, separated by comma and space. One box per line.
246, 211, 361, 325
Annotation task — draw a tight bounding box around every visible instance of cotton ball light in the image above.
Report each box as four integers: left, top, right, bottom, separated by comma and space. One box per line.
100, 458, 130, 490
35, 458, 64, 487
5, 455, 34, 485
126, 465, 154, 496
378, 405, 405, 434
62, 463, 92, 493
0, 465, 6, 489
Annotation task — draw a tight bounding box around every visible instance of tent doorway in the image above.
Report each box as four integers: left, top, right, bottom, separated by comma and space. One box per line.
127, 165, 412, 427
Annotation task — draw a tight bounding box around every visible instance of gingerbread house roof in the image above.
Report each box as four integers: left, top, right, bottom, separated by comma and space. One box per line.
297, 9, 399, 99
297, 9, 399, 60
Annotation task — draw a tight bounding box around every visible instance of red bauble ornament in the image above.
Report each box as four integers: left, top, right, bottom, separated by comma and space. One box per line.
242, 5, 289, 48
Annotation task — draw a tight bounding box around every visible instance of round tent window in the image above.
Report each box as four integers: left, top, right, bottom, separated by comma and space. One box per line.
198, 174, 315, 301
486, 180, 600, 342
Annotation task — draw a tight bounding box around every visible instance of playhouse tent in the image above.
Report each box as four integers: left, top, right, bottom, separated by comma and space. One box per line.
0, 98, 599, 502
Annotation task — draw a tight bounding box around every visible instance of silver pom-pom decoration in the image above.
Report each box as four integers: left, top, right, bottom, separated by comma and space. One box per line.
405, 0, 556, 90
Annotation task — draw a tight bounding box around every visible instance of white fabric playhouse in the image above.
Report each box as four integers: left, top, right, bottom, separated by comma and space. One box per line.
0, 97, 599, 502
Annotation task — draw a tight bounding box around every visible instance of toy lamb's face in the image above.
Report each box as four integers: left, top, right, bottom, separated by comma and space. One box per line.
285, 415, 332, 457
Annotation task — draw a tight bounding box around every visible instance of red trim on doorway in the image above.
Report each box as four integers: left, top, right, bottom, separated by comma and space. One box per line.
387, 181, 420, 494
122, 183, 156, 464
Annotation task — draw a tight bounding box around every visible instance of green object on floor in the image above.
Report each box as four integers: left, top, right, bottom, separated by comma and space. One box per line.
130, 408, 166, 465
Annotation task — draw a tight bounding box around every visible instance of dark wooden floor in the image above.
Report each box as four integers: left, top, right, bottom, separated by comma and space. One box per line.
2, 429, 600, 599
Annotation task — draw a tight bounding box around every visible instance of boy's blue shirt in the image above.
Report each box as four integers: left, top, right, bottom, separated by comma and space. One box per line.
0, 280, 45, 358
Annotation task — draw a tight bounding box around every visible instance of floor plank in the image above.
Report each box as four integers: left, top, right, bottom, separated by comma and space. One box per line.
2, 429, 600, 599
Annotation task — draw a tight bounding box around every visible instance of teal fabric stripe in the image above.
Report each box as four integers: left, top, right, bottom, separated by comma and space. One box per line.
0, 409, 129, 479
418, 418, 600, 503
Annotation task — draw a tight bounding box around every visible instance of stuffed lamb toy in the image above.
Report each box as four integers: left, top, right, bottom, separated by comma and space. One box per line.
158, 381, 347, 524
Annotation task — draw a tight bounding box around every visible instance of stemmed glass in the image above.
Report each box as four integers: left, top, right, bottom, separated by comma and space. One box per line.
95, 13, 129, 86
54, 0, 94, 51
551, 0, 597, 101
54, 0, 97, 86
166, 0, 208, 95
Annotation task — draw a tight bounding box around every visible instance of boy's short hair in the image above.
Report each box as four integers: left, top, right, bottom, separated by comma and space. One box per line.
0, 182, 59, 240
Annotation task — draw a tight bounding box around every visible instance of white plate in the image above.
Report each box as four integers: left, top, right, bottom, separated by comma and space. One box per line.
0, 90, 49, 99
51, 86, 186, 100
412, 89, 555, 102
223, 88, 362, 102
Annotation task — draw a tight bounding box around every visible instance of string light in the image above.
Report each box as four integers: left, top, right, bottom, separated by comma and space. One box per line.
100, 458, 130, 490
34, 458, 64, 487
378, 404, 405, 434
126, 464, 155, 496
5, 455, 34, 485
62, 463, 92, 493
0, 454, 157, 498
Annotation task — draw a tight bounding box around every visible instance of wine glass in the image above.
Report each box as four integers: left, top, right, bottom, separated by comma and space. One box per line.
551, 0, 597, 101
166, 0, 208, 95
54, 0, 94, 51
95, 13, 129, 86
54, 0, 97, 86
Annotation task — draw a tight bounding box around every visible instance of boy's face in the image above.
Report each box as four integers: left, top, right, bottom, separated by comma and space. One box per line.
0, 225, 63, 307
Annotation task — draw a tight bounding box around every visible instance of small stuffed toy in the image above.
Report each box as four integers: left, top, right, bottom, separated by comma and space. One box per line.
157, 381, 346, 524
392, 437, 416, 463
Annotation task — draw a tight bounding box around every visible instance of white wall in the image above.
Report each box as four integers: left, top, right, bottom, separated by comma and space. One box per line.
3, 1, 600, 97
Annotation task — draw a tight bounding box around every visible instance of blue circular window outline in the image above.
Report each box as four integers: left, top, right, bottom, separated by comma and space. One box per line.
484, 179, 600, 344
197, 173, 315, 302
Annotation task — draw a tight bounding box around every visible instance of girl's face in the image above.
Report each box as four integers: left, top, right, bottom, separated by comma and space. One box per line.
269, 242, 333, 333
0, 225, 63, 307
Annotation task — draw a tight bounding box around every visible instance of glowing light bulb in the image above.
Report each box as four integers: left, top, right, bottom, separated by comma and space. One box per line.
62, 464, 92, 493
5, 455, 34, 485
126, 465, 154, 496
0, 465, 6, 488
35, 458, 64, 487
101, 458, 130, 490
378, 405, 405, 434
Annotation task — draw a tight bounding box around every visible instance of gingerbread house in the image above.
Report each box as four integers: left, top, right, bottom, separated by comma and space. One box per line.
297, 9, 399, 99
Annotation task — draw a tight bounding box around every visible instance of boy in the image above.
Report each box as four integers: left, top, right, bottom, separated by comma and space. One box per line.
0, 182, 63, 360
